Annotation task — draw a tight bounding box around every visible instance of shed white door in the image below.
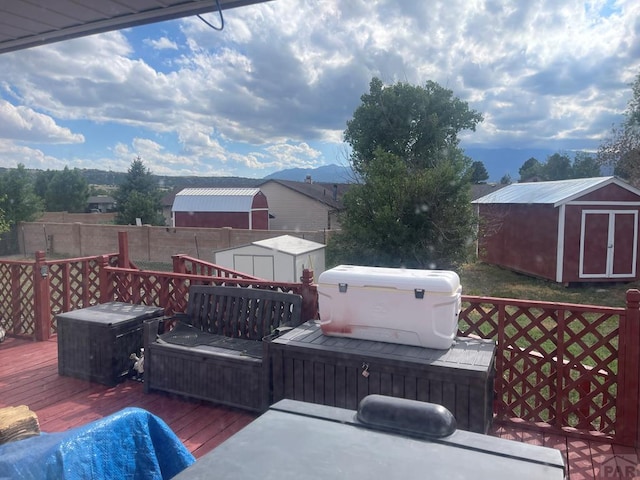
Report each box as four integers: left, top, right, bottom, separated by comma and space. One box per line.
579, 210, 638, 278
233, 254, 274, 280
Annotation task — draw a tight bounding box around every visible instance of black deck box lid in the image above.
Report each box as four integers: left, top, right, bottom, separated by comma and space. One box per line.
56, 302, 164, 326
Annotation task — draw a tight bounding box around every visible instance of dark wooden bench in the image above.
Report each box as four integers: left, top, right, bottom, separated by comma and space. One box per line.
143, 285, 303, 412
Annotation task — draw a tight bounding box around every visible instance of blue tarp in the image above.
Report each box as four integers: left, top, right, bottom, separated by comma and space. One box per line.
0, 407, 195, 480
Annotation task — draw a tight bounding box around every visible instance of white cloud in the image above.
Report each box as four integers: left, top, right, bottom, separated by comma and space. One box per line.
265, 142, 322, 166
0, 140, 73, 170
0, 99, 84, 143
144, 37, 178, 50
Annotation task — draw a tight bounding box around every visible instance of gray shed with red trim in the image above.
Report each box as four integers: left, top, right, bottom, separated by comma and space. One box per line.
473, 176, 640, 283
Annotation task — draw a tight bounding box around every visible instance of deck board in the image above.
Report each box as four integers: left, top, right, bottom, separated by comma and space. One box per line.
2, 336, 639, 476
0, 337, 259, 461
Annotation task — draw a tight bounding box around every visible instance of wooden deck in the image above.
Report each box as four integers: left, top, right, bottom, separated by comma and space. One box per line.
0, 337, 257, 459
1, 336, 638, 478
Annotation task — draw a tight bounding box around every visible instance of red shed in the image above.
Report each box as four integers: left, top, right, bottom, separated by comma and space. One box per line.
473, 177, 640, 283
172, 188, 269, 229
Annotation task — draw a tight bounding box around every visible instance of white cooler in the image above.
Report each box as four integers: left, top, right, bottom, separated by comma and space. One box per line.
317, 265, 461, 350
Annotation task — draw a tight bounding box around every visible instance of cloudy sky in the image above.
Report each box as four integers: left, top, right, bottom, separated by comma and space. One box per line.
0, 0, 639, 181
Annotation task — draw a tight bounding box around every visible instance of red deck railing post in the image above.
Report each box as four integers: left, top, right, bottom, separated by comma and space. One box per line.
10, 264, 23, 335
300, 269, 318, 322
616, 289, 640, 446
33, 251, 51, 341
118, 231, 130, 268
172, 254, 186, 274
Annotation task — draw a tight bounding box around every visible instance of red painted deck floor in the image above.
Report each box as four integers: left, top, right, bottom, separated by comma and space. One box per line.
1, 336, 638, 478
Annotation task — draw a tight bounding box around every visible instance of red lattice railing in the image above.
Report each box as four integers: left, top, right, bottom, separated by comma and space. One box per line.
459, 296, 626, 440
100, 265, 318, 322
0, 259, 35, 338
0, 252, 121, 338
45, 253, 120, 333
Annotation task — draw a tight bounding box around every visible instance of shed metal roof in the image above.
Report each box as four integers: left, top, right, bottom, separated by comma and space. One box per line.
252, 235, 325, 255
172, 188, 261, 212
471, 176, 640, 207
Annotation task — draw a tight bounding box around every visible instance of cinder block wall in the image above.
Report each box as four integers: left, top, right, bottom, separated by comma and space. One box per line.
18, 222, 327, 263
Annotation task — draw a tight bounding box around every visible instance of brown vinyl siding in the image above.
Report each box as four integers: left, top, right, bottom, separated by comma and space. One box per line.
260, 182, 338, 231
479, 204, 558, 280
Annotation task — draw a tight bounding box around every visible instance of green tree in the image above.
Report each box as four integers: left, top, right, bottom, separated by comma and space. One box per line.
329, 78, 482, 269
0, 204, 10, 236
329, 149, 474, 268
115, 157, 165, 225
518, 157, 541, 181
42, 167, 89, 212
0, 164, 43, 226
118, 191, 164, 225
598, 72, 640, 187
571, 152, 601, 178
34, 169, 56, 200
629, 72, 640, 125
543, 153, 572, 181
344, 77, 483, 175
469, 161, 489, 183
500, 173, 512, 185
612, 145, 640, 183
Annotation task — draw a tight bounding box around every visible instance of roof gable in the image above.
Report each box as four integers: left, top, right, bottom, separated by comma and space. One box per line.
472, 177, 640, 206
259, 179, 349, 209
87, 195, 115, 204
172, 188, 261, 212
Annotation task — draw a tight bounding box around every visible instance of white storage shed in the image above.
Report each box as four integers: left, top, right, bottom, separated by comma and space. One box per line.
214, 235, 326, 282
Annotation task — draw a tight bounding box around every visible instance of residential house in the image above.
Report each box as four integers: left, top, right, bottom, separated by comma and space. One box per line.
87, 195, 116, 213
259, 178, 349, 231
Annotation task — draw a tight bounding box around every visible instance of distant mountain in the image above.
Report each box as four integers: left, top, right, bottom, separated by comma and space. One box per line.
263, 164, 354, 184
265, 150, 567, 185
463, 147, 558, 182
28, 147, 598, 192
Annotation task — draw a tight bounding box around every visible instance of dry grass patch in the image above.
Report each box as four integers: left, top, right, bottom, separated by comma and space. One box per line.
458, 262, 639, 308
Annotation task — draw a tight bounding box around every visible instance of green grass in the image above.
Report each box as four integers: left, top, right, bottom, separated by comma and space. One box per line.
457, 262, 639, 308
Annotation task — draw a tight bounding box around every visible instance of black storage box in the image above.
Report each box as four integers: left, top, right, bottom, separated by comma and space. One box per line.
270, 320, 496, 433
57, 302, 164, 386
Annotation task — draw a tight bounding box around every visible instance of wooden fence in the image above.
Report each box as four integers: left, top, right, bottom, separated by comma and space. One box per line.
1, 233, 639, 447
458, 294, 639, 446
98, 257, 318, 324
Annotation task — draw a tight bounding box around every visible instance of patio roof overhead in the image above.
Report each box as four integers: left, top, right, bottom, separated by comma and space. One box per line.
0, 0, 271, 55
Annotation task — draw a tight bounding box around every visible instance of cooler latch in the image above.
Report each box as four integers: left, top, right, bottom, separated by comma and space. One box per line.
414, 289, 425, 299
338, 283, 348, 293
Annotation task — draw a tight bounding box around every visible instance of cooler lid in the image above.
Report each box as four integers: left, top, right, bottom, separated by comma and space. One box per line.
317, 265, 460, 294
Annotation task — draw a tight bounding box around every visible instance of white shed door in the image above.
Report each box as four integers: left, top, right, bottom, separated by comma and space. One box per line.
233, 254, 274, 280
